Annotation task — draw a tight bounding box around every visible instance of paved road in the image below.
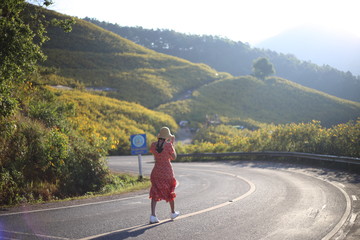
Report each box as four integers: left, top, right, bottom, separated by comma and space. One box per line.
1, 156, 359, 240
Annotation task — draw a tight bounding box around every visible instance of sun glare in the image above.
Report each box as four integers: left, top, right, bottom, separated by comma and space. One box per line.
44, 0, 360, 43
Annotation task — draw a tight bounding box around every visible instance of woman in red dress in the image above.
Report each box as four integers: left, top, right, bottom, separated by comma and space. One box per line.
149, 127, 180, 224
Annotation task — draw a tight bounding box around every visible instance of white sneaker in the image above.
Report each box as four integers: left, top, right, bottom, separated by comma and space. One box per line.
171, 211, 180, 220
150, 215, 160, 224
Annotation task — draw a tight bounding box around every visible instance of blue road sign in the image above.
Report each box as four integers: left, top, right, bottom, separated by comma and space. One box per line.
131, 134, 148, 155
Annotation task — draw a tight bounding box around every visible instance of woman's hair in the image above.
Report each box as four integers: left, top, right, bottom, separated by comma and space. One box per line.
156, 138, 166, 153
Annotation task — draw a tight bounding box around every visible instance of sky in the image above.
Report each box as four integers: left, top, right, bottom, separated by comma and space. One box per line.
42, 0, 360, 45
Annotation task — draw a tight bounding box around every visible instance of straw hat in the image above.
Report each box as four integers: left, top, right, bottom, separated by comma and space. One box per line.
158, 127, 174, 139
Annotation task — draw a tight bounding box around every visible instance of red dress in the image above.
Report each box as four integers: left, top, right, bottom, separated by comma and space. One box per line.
149, 141, 177, 202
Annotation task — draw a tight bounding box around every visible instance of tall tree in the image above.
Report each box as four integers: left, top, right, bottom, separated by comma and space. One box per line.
1, 0, 43, 117
0, 0, 73, 118
252, 57, 275, 79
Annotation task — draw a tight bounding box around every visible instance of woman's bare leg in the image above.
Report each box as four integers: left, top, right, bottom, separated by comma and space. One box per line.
169, 200, 175, 213
151, 199, 157, 216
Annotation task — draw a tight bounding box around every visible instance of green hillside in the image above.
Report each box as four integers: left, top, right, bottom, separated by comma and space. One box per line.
85, 19, 360, 103
35, 6, 359, 127
39, 7, 221, 109
156, 76, 360, 127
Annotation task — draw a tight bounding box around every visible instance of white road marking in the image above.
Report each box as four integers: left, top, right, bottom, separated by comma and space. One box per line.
281, 170, 352, 240
0, 230, 70, 240
0, 236, 19, 240
320, 182, 351, 240
0, 194, 148, 217
350, 213, 357, 223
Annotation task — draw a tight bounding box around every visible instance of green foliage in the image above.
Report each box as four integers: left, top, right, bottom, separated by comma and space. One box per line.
6, 118, 69, 183
34, 66, 85, 89
252, 57, 275, 79
177, 120, 360, 158
0, 86, 112, 205
95, 173, 150, 196
0, 1, 75, 118
28, 92, 75, 128
0, 2, 177, 206
0, 0, 46, 117
49, 88, 178, 155
56, 130, 109, 196
0, 168, 24, 205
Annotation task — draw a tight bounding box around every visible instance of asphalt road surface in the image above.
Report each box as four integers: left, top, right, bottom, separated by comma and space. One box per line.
1, 156, 360, 240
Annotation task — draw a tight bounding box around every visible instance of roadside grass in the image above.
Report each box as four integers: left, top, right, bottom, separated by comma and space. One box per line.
86, 172, 151, 197
0, 173, 150, 208
58, 172, 151, 202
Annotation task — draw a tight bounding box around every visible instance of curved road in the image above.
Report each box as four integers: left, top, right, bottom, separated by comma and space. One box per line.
1, 156, 359, 240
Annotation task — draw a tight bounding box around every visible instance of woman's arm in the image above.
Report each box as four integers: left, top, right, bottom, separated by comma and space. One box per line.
171, 145, 177, 160
149, 142, 155, 154
169, 136, 177, 160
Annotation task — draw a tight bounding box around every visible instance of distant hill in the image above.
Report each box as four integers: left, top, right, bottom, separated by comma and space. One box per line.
29, 7, 360, 127
156, 76, 360, 127
84, 18, 360, 103
256, 24, 360, 76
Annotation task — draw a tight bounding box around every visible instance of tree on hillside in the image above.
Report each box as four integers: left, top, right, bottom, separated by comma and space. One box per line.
252, 57, 275, 79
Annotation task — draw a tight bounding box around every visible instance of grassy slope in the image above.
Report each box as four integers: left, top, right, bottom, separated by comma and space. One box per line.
41, 8, 220, 108
49, 87, 178, 154
156, 76, 360, 127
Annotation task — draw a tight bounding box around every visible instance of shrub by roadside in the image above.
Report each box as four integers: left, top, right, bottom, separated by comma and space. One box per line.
0, 86, 110, 206
176, 120, 360, 158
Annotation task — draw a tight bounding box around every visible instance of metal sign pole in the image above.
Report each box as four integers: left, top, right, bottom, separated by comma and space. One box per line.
138, 154, 143, 179
131, 134, 147, 180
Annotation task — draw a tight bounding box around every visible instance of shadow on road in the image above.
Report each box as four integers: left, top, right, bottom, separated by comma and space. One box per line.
90, 219, 173, 240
